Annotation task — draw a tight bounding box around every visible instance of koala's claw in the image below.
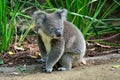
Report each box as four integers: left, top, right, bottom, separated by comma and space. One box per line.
41, 69, 52, 73
41, 67, 52, 73
46, 70, 52, 73
46, 68, 52, 73
44, 67, 53, 73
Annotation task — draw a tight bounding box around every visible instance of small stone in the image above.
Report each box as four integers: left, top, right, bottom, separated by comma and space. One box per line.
10, 72, 19, 75
110, 68, 115, 71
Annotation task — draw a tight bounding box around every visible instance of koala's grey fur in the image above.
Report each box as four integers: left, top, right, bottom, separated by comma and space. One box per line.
33, 9, 86, 73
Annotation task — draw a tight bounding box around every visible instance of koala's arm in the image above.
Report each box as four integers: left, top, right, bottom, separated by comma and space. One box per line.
37, 34, 47, 61
46, 39, 65, 72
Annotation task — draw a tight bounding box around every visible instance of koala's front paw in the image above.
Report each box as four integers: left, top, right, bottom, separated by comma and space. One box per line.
46, 67, 53, 73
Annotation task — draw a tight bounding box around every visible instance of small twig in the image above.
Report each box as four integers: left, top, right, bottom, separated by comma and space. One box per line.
88, 33, 120, 42
100, 49, 120, 54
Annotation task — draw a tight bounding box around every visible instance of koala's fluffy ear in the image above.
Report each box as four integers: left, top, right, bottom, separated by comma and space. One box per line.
55, 9, 67, 21
33, 11, 46, 22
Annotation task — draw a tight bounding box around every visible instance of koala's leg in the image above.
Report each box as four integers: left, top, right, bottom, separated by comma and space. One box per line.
58, 53, 73, 71
58, 52, 85, 71
79, 50, 86, 63
37, 34, 47, 62
46, 39, 65, 73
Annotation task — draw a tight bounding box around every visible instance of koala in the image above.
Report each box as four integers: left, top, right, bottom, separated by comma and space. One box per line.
33, 9, 86, 73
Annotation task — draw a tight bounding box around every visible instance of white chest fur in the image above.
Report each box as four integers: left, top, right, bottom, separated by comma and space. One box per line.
38, 29, 52, 54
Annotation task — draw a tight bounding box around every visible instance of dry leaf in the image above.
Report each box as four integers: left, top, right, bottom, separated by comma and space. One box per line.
8, 51, 14, 55
14, 45, 25, 51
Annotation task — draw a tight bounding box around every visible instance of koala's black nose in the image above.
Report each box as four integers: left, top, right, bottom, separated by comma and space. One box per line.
56, 29, 62, 37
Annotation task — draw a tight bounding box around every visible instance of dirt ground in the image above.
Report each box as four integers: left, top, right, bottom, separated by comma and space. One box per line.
0, 60, 120, 80
0, 32, 120, 80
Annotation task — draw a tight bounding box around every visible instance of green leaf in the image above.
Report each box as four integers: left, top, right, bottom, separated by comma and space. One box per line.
17, 66, 26, 73
112, 65, 120, 68
0, 59, 4, 65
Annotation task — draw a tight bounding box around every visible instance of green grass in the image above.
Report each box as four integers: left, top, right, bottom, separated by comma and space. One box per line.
0, 0, 19, 52
0, 0, 33, 53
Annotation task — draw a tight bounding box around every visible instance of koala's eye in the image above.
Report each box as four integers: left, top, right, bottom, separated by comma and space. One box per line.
50, 27, 54, 31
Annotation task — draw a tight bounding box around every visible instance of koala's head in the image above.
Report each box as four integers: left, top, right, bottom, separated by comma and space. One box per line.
33, 9, 67, 38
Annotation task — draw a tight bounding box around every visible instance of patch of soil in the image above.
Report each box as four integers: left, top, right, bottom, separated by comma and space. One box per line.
0, 60, 120, 80
0, 33, 120, 80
